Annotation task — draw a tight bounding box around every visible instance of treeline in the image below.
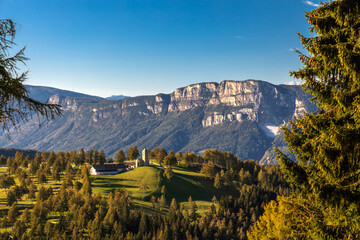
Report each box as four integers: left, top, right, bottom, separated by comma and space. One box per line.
3, 149, 107, 174
0, 148, 38, 160
0, 146, 235, 169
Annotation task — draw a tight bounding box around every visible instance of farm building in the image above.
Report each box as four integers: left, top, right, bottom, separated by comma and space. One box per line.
90, 149, 150, 175
90, 163, 133, 175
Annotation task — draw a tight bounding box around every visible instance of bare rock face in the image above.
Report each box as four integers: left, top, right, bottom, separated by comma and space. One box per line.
46, 80, 313, 137
48, 95, 79, 111
168, 82, 218, 111
168, 80, 300, 128
51, 80, 309, 131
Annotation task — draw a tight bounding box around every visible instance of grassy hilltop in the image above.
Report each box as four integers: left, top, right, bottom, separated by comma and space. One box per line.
0, 164, 223, 216
92, 164, 222, 214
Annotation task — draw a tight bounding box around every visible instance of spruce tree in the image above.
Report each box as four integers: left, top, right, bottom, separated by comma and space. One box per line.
163, 165, 174, 181
115, 149, 126, 164
249, 1, 360, 238
214, 172, 223, 189
164, 150, 177, 166
127, 146, 139, 160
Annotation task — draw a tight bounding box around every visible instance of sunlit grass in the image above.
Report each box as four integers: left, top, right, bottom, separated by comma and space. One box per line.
0, 164, 222, 216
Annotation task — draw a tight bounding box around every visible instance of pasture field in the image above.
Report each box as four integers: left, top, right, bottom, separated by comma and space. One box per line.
92, 165, 221, 214
92, 165, 162, 209
0, 164, 224, 216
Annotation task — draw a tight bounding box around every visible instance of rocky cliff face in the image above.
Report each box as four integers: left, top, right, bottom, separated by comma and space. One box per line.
0, 80, 316, 163
53, 80, 307, 127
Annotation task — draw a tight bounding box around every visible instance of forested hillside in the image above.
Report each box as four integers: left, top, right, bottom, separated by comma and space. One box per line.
0, 148, 291, 239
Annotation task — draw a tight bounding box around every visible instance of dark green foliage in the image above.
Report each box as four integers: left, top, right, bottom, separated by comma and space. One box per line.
115, 149, 126, 164
0, 155, 5, 165
0, 174, 15, 190
213, 173, 223, 189
52, 166, 61, 182
203, 149, 239, 169
200, 161, 217, 179
163, 166, 174, 181
127, 145, 139, 160
156, 148, 167, 165
36, 186, 53, 202
249, 1, 360, 239
7, 203, 18, 224
6, 189, 17, 206
175, 151, 183, 163
163, 150, 177, 166
36, 169, 47, 184
183, 151, 201, 167
28, 183, 37, 199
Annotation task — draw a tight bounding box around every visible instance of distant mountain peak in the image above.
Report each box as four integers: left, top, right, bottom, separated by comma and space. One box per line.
105, 95, 129, 100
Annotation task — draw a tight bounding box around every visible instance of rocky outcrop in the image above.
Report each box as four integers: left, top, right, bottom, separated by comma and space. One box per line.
168, 80, 304, 128
49, 80, 311, 130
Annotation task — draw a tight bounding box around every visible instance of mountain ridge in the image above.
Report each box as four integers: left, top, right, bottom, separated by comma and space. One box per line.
1, 80, 316, 163
25, 85, 103, 103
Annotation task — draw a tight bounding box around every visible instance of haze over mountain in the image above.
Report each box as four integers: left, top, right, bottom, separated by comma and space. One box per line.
2, 80, 316, 163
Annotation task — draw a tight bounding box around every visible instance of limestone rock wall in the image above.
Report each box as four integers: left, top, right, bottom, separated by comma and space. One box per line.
49, 80, 312, 133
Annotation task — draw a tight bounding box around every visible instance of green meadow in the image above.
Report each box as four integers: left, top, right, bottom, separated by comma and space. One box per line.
92, 164, 221, 214
0, 164, 222, 216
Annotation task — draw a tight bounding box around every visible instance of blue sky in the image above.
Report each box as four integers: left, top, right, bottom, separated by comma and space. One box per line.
1, 0, 320, 97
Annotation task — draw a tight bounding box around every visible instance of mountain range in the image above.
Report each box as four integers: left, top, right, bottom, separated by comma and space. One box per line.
0, 80, 317, 164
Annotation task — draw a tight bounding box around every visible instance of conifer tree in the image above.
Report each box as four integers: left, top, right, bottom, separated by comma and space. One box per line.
12, 220, 26, 239
19, 208, 30, 224
115, 149, 126, 164
137, 211, 148, 237
78, 148, 86, 166
175, 151, 183, 163
139, 179, 149, 200
188, 196, 199, 222
163, 165, 174, 181
93, 149, 100, 164
159, 194, 167, 209
161, 185, 166, 196
214, 172, 223, 189
82, 178, 92, 198
27, 183, 37, 199
156, 148, 167, 166
249, 1, 360, 238
47, 151, 56, 167
127, 145, 139, 160
163, 150, 177, 166
169, 198, 177, 212
7, 203, 18, 224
